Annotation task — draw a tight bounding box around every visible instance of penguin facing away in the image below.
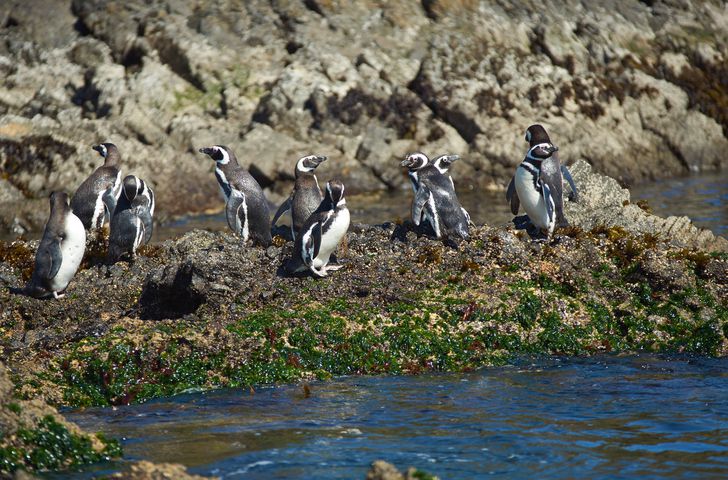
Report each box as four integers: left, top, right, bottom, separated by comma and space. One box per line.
401, 152, 470, 241
271, 154, 327, 239
108, 175, 155, 262
199, 145, 272, 247
506, 124, 578, 238
71, 143, 122, 230
22, 192, 86, 299
287, 179, 350, 277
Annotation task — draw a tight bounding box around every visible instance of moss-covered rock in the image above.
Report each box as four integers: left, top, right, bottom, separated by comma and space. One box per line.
0, 362, 121, 476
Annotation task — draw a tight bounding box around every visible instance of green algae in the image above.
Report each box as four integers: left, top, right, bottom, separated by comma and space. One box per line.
0, 415, 121, 475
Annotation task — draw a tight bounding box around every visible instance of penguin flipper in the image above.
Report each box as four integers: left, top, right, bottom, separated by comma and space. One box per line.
225, 190, 247, 236
271, 195, 293, 227
412, 185, 431, 227
541, 181, 554, 222
35, 238, 63, 283
506, 176, 520, 215
138, 208, 154, 245
561, 165, 579, 202
301, 221, 322, 267
102, 188, 118, 222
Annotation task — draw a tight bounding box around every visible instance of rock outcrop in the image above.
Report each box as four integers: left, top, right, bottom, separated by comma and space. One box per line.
1, 0, 727, 234
0, 161, 725, 410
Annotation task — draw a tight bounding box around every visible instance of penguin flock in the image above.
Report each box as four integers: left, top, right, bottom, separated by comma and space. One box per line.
13, 123, 577, 299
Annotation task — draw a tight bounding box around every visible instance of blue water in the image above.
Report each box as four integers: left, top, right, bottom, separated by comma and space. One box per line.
62, 355, 728, 479
630, 171, 728, 237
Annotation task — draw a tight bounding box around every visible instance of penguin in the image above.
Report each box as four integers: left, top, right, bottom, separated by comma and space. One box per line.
199, 145, 272, 247
108, 175, 155, 262
271, 154, 327, 239
70, 143, 122, 231
400, 152, 470, 241
287, 180, 350, 277
21, 192, 86, 299
505, 124, 578, 238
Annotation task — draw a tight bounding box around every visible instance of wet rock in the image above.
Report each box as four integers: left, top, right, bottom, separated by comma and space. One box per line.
109, 460, 217, 480
366, 460, 439, 480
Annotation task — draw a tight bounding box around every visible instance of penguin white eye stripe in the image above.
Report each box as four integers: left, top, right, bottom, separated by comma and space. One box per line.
529, 143, 552, 153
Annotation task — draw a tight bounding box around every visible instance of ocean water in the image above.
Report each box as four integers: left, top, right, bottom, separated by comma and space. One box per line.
60, 354, 728, 479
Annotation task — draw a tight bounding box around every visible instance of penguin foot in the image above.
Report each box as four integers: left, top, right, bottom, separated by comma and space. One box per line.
52, 291, 65, 299
324, 265, 343, 272
310, 266, 328, 278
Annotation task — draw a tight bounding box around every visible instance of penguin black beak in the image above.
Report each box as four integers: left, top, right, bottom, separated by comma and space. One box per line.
92, 145, 103, 154
549, 145, 559, 154
400, 158, 413, 168
199, 147, 213, 156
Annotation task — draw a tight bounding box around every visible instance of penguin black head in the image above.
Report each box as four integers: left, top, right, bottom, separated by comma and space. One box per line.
296, 154, 327, 176
432, 154, 460, 174
92, 143, 120, 166
401, 152, 430, 171
325, 179, 346, 207
122, 175, 143, 202
199, 145, 236, 165
524, 125, 552, 147
49, 191, 69, 209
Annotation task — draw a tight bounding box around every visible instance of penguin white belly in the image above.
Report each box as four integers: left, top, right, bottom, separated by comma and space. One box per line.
50, 214, 86, 292
313, 209, 350, 268
515, 166, 552, 231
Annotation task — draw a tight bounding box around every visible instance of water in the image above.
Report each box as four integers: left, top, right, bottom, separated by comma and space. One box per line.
156, 170, 728, 241
61, 355, 728, 479
629, 171, 728, 238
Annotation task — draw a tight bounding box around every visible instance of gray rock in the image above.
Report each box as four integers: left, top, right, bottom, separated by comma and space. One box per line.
566, 160, 728, 252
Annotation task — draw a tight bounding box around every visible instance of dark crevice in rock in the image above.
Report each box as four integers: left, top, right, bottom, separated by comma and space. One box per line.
640, 119, 690, 173
303, 0, 325, 17
285, 40, 302, 55
121, 43, 145, 71
407, 63, 479, 144
139, 262, 205, 320
421, 0, 438, 20
70, 71, 109, 118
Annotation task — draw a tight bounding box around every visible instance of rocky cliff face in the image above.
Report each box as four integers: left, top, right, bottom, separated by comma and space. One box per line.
1, 0, 727, 234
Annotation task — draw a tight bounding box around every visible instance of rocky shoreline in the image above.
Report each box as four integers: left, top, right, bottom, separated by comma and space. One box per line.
0, 160, 726, 475
1, 0, 727, 475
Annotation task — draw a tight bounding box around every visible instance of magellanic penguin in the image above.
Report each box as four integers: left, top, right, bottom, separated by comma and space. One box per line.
70, 143, 122, 231
199, 145, 272, 247
21, 192, 86, 299
287, 180, 350, 277
108, 175, 155, 262
271, 154, 327, 239
400, 152, 470, 241
506, 124, 578, 239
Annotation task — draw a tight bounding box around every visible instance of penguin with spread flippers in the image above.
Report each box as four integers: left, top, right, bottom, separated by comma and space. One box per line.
401, 152, 470, 241
199, 145, 272, 247
506, 124, 578, 238
108, 175, 155, 262
19, 192, 86, 299
286, 180, 350, 277
71, 143, 122, 231
271, 154, 327, 239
